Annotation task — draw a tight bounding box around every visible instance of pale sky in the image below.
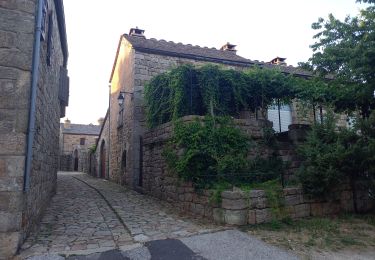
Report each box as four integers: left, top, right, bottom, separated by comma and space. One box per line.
62, 0, 365, 125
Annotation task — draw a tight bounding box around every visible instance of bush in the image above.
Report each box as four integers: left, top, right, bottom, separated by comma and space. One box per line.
164, 116, 284, 189
298, 112, 375, 212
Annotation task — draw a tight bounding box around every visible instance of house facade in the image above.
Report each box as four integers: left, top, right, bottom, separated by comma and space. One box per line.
97, 28, 317, 191
0, 0, 69, 257
59, 119, 101, 172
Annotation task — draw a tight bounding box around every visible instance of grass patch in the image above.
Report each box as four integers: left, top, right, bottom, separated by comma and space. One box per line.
245, 213, 375, 256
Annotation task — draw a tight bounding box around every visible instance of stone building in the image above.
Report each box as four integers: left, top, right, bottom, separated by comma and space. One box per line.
59, 119, 101, 172
0, 0, 69, 257
98, 28, 320, 191
94, 110, 110, 179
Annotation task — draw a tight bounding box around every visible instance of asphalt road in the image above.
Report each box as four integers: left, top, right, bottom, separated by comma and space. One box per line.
27, 230, 299, 260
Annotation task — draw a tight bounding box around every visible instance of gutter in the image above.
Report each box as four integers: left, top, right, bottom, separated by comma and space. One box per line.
24, 0, 44, 192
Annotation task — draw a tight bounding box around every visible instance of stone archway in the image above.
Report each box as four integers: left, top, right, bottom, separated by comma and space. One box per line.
73, 149, 79, 171
100, 140, 106, 178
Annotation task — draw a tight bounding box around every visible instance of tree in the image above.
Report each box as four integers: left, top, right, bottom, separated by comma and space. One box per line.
300, 0, 375, 117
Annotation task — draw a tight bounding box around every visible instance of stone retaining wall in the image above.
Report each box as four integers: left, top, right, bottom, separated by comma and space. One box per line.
214, 185, 373, 225
142, 116, 374, 226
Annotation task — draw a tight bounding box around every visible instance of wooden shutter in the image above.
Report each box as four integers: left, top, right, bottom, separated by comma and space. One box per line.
59, 66, 69, 106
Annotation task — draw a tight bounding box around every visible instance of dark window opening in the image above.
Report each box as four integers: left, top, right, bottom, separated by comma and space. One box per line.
80, 138, 85, 145
121, 150, 127, 171
139, 136, 143, 187
118, 107, 124, 128
46, 12, 53, 66
41, 0, 48, 41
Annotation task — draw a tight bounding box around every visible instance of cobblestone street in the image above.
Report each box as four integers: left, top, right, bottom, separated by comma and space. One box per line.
19, 172, 222, 259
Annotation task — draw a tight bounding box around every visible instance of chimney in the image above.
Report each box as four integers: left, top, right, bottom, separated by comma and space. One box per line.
64, 118, 71, 129
98, 117, 104, 126
269, 57, 287, 66
129, 27, 145, 38
220, 42, 237, 53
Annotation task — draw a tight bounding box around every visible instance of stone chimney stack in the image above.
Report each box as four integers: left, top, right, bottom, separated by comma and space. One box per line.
220, 42, 237, 54
64, 118, 71, 129
129, 27, 145, 38
269, 57, 287, 66
98, 117, 104, 126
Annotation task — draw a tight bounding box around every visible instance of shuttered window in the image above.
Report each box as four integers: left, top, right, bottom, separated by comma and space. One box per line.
59, 66, 69, 117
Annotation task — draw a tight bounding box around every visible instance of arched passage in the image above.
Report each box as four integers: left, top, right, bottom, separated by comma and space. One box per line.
73, 149, 79, 171
100, 140, 106, 178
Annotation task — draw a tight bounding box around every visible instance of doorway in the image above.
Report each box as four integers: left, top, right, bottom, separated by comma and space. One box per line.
73, 149, 79, 171
100, 140, 106, 178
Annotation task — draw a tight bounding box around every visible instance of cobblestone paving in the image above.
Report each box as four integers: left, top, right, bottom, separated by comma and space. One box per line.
19, 172, 221, 259
75, 174, 221, 243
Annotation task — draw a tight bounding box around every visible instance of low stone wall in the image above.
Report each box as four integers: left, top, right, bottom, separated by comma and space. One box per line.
142, 116, 374, 225
214, 185, 373, 225
59, 154, 72, 171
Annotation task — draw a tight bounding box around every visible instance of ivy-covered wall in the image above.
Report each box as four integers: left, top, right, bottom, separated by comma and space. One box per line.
141, 116, 374, 224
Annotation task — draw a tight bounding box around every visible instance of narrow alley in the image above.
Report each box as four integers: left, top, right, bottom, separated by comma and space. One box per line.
18, 172, 298, 260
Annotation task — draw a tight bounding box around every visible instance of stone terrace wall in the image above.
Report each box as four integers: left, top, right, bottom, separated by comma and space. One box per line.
142, 116, 271, 219
215, 185, 373, 225
142, 116, 374, 226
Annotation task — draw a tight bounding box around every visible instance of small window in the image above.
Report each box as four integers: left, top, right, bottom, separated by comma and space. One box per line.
121, 150, 127, 170
80, 138, 85, 145
118, 107, 124, 128
41, 0, 48, 41
46, 12, 53, 66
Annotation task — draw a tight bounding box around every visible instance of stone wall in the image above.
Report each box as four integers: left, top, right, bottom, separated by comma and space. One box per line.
0, 0, 67, 257
59, 154, 72, 171
214, 185, 373, 225
61, 133, 98, 155
0, 0, 36, 256
141, 116, 271, 211
60, 133, 98, 171
108, 40, 251, 189
95, 113, 110, 179
142, 116, 374, 226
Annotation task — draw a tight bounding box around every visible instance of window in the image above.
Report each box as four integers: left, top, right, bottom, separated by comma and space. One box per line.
118, 107, 124, 128
80, 138, 85, 145
40, 0, 48, 41
267, 103, 292, 133
46, 12, 53, 66
121, 150, 127, 170
314, 105, 324, 124
58, 66, 69, 117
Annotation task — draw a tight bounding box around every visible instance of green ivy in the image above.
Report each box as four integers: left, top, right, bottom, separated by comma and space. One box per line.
163, 116, 284, 190
145, 64, 299, 128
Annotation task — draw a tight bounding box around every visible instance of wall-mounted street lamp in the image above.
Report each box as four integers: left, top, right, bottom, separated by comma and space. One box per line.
117, 91, 133, 107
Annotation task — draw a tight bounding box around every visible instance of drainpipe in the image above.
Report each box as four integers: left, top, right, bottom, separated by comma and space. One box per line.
108, 83, 111, 179
24, 0, 44, 192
